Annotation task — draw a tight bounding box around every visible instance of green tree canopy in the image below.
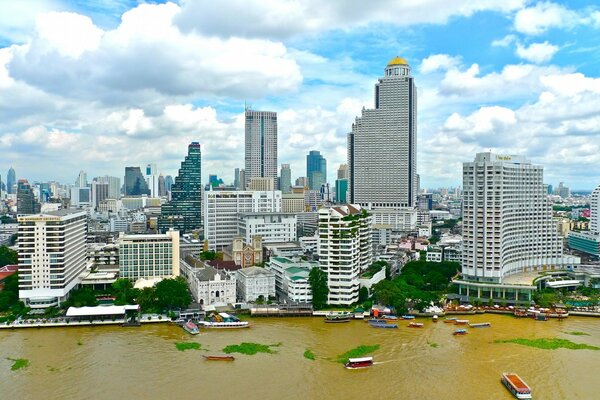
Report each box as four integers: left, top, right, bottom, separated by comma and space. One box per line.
308, 268, 329, 310
0, 245, 17, 268
154, 277, 192, 311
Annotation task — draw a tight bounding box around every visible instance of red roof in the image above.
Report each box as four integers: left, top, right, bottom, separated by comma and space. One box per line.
0, 265, 18, 281
206, 260, 241, 271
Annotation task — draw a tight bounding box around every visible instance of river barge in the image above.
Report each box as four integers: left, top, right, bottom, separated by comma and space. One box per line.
344, 357, 373, 369
454, 319, 469, 325
501, 372, 532, 399
469, 322, 491, 328
443, 317, 457, 323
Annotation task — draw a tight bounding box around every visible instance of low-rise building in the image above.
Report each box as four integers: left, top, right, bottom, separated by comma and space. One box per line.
236, 266, 276, 302
188, 266, 236, 307
238, 212, 297, 244
267, 256, 317, 303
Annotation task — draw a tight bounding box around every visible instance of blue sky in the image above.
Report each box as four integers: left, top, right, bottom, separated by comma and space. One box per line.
0, 0, 599, 190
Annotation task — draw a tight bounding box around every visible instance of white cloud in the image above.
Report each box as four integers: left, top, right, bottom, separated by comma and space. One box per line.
515, 41, 559, 64
420, 54, 461, 74
35, 12, 103, 58
514, 2, 582, 35
491, 34, 516, 47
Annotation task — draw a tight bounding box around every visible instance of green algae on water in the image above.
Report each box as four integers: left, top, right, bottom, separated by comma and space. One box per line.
566, 331, 590, 336
496, 338, 599, 350
223, 342, 277, 355
175, 342, 201, 351
303, 349, 316, 360
8, 358, 29, 371
337, 344, 380, 364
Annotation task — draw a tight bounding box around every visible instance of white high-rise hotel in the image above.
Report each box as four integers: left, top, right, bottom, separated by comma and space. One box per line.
462, 153, 576, 283
348, 56, 417, 208
245, 108, 278, 189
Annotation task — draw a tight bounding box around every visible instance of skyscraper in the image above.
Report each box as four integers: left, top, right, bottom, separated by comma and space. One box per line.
337, 164, 349, 180
124, 167, 150, 196
158, 142, 202, 234
7, 167, 16, 194
234, 168, 241, 190
145, 163, 159, 197
348, 56, 417, 208
17, 180, 41, 214
591, 185, 600, 234
75, 170, 87, 187
245, 108, 278, 188
280, 164, 291, 193
158, 174, 166, 197
165, 175, 174, 192
307, 150, 327, 190
96, 176, 121, 199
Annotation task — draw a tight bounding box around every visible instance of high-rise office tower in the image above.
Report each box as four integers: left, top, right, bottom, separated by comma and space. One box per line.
239, 169, 245, 190
124, 167, 150, 196
158, 142, 202, 234
90, 181, 109, 209
335, 179, 348, 203
75, 170, 87, 187
165, 175, 174, 192
7, 167, 16, 194
591, 185, 600, 234
17, 180, 41, 214
295, 177, 308, 188
158, 174, 166, 197
337, 164, 349, 180
96, 176, 121, 199
348, 56, 417, 208
462, 152, 573, 283
307, 150, 327, 190
145, 163, 159, 197
568, 184, 600, 257
234, 168, 241, 190
18, 210, 87, 308
245, 108, 278, 188
280, 164, 291, 194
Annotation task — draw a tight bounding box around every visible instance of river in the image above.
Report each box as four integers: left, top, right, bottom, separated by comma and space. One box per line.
2, 314, 600, 399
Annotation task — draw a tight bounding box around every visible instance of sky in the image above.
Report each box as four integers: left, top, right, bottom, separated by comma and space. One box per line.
1, 0, 600, 190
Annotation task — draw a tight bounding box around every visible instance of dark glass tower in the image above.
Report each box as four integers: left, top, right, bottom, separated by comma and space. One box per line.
158, 142, 202, 234
124, 167, 150, 196
306, 150, 327, 190
7, 167, 16, 194
17, 179, 41, 214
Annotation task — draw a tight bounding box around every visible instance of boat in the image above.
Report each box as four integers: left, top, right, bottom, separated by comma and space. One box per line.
367, 319, 388, 325
325, 312, 353, 323
382, 315, 398, 320
408, 322, 424, 328
443, 317, 457, 324
453, 329, 468, 335
182, 320, 199, 335
454, 319, 469, 325
432, 315, 439, 322
401, 315, 415, 320
203, 355, 235, 361
198, 321, 250, 329
344, 357, 373, 369
501, 372, 532, 399
371, 323, 398, 328
469, 322, 491, 328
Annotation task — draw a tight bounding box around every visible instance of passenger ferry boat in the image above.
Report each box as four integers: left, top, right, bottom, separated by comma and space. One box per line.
469, 322, 491, 328
453, 329, 468, 336
501, 372, 532, 399
182, 320, 199, 335
324, 312, 353, 323
344, 357, 373, 369
203, 355, 235, 361
408, 322, 424, 328
200, 312, 250, 329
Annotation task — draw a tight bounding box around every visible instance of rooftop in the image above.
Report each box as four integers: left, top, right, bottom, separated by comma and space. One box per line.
387, 56, 408, 66
238, 266, 274, 277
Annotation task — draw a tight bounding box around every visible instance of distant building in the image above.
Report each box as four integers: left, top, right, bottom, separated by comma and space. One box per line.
75, 170, 87, 187
17, 180, 41, 214
280, 164, 292, 194
18, 210, 88, 308
282, 193, 305, 213
6, 167, 16, 194
164, 175, 174, 192
236, 266, 276, 302
555, 182, 571, 199
145, 163, 159, 197
95, 176, 121, 199
124, 167, 150, 196
158, 142, 202, 234
224, 236, 263, 268
90, 181, 109, 209
238, 212, 297, 244
307, 150, 327, 190
335, 179, 348, 203
295, 177, 308, 188
234, 168, 241, 190
568, 184, 600, 258
117, 230, 180, 280
337, 164, 349, 180
248, 177, 275, 191
70, 186, 91, 208
245, 109, 278, 188
158, 174, 166, 197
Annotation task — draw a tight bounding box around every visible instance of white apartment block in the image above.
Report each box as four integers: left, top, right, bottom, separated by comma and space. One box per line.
370, 208, 417, 232
591, 184, 600, 234
462, 152, 578, 283
236, 266, 276, 302
204, 190, 282, 250
318, 204, 373, 305
348, 57, 417, 208
117, 230, 180, 280
18, 210, 88, 308
267, 256, 317, 303
245, 109, 278, 187
238, 212, 297, 244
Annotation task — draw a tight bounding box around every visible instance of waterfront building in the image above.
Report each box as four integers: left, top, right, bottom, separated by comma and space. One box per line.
124, 167, 150, 196
158, 142, 202, 234
307, 150, 327, 190
238, 212, 297, 244
6, 166, 16, 194
456, 153, 580, 304
203, 190, 282, 250
245, 108, 278, 188
280, 164, 292, 194
117, 230, 180, 280
267, 256, 317, 303
18, 210, 88, 308
568, 184, 600, 258
17, 180, 41, 214
318, 204, 372, 305
248, 177, 275, 191
236, 266, 276, 302
188, 266, 236, 306
95, 176, 121, 199
348, 56, 417, 208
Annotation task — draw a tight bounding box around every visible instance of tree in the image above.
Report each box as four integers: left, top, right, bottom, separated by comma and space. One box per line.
0, 272, 19, 311
112, 278, 136, 304
0, 246, 17, 268
308, 268, 329, 310
154, 277, 192, 311
136, 287, 159, 313
65, 287, 98, 308
359, 287, 369, 303
199, 251, 217, 261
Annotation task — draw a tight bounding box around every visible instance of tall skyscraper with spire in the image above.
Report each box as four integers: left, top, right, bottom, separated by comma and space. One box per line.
244, 108, 278, 188
348, 56, 417, 208
158, 142, 202, 234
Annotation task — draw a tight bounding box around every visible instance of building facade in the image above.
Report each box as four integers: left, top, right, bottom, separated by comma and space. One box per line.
307, 150, 327, 190
348, 56, 417, 208
318, 204, 373, 305
124, 167, 150, 196
280, 164, 292, 194
238, 212, 297, 244
7, 167, 16, 194
95, 175, 121, 199
236, 266, 276, 302
17, 180, 41, 214
245, 109, 278, 188
117, 230, 180, 280
189, 266, 236, 306
18, 210, 88, 308
267, 256, 317, 303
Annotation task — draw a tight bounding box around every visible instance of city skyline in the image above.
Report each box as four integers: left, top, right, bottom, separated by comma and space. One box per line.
1, 1, 599, 189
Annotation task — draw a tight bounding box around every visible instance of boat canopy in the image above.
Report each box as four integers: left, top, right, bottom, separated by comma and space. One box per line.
348, 357, 373, 363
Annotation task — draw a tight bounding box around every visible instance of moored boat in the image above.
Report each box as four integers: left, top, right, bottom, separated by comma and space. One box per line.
454, 319, 469, 325
325, 312, 353, 323
371, 323, 397, 328
182, 320, 199, 335
344, 357, 373, 369
501, 372, 532, 399
469, 322, 491, 328
401, 315, 415, 320
443, 317, 457, 323
408, 322, 424, 328
382, 315, 398, 320
203, 355, 235, 361
198, 321, 250, 329
453, 329, 467, 335
367, 319, 387, 325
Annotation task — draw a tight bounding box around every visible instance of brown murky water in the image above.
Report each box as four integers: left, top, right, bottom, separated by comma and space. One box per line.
1, 314, 600, 399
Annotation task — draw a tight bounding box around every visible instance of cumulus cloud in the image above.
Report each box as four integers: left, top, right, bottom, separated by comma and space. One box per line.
420, 54, 461, 74
514, 2, 583, 35
515, 41, 559, 63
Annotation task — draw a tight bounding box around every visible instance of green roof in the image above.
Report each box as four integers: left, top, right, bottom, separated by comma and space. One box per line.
272, 257, 293, 263
285, 266, 307, 274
